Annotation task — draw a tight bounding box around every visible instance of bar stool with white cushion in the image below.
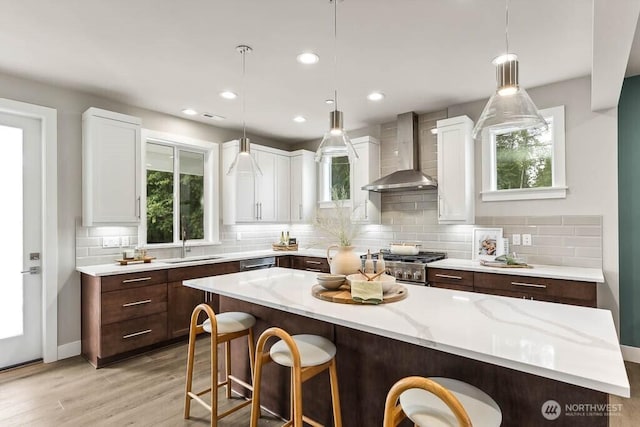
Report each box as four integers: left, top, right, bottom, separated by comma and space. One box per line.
383, 376, 502, 427
250, 327, 342, 427
184, 303, 256, 427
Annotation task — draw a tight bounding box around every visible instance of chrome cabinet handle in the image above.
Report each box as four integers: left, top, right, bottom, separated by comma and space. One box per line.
364, 199, 368, 219
299, 204, 302, 220
438, 195, 443, 218
435, 273, 462, 280
121, 277, 152, 284
122, 329, 152, 339
256, 203, 259, 220
306, 268, 323, 272
511, 281, 547, 289
137, 196, 141, 219
122, 299, 152, 307
305, 260, 322, 265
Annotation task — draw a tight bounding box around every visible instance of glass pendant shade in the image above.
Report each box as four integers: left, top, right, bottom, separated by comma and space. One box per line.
315, 110, 359, 163
226, 137, 262, 176
472, 54, 548, 139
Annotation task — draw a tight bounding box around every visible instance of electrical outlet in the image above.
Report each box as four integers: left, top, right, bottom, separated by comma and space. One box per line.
102, 236, 120, 248
522, 234, 532, 246
512, 234, 521, 245
121, 236, 130, 247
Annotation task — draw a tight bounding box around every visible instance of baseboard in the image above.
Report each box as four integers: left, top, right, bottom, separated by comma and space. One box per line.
621, 345, 640, 363
57, 340, 81, 360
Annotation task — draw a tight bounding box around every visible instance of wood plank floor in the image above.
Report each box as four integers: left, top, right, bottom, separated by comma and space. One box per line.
0, 341, 638, 426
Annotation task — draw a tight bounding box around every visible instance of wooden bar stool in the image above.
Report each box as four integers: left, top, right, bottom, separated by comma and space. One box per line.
250, 327, 342, 427
383, 376, 502, 427
184, 303, 256, 427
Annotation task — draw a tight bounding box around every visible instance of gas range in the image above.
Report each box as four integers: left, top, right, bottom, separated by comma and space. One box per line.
360, 250, 446, 286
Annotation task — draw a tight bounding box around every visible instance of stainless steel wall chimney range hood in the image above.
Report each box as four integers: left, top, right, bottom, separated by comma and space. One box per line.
362, 112, 438, 192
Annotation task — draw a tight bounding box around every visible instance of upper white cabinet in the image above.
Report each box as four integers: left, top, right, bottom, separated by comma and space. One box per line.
222, 141, 291, 224
351, 136, 381, 224
82, 108, 142, 226
290, 150, 317, 223
436, 115, 474, 224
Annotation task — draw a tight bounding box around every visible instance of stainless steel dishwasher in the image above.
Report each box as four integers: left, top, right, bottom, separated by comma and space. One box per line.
239, 256, 276, 271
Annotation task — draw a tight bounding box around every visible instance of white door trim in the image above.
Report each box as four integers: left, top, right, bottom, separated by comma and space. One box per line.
0, 98, 58, 363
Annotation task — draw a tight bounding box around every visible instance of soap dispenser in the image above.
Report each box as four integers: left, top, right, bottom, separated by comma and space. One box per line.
364, 249, 375, 274
376, 251, 386, 275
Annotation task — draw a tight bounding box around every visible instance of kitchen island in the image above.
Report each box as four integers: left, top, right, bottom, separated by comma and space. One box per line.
184, 267, 628, 426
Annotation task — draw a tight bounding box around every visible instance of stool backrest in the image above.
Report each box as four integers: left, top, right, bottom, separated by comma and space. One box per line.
382, 376, 472, 427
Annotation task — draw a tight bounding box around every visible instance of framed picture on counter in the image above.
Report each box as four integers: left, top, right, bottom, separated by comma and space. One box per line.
472, 228, 503, 261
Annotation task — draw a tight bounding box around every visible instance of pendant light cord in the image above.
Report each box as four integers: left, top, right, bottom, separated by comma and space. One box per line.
332, 0, 338, 111
241, 48, 247, 139
504, 0, 510, 55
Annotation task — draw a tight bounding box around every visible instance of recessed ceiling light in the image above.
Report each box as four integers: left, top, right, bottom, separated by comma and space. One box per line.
293, 116, 306, 123
367, 92, 385, 101
296, 52, 320, 65
325, 99, 334, 105
182, 108, 198, 116
202, 113, 225, 121
220, 91, 237, 100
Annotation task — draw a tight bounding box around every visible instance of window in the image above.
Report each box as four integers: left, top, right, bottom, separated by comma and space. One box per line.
140, 130, 219, 246
318, 156, 351, 206
481, 105, 566, 201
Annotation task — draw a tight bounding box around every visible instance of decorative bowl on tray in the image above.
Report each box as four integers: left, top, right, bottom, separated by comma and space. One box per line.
316, 273, 346, 290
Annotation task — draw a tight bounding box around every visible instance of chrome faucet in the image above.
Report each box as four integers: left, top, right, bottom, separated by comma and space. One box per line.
181, 217, 188, 258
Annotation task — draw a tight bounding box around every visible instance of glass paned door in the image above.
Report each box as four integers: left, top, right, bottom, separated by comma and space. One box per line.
0, 112, 43, 369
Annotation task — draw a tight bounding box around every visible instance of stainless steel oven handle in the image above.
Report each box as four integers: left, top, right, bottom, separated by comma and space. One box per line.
242, 263, 275, 270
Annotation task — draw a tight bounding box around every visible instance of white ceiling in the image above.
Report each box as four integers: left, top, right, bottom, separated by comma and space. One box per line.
0, 0, 627, 143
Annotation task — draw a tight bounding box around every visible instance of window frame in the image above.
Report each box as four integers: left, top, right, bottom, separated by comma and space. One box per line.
480, 105, 567, 201
139, 129, 220, 247
317, 156, 352, 209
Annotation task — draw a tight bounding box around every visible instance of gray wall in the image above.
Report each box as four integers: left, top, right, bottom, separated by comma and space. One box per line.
0, 71, 286, 346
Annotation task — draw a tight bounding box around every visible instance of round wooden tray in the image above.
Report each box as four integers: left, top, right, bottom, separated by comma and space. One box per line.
311, 283, 408, 304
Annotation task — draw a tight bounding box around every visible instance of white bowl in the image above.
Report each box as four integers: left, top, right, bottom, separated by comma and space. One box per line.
317, 279, 346, 290
317, 273, 346, 281
346, 273, 396, 293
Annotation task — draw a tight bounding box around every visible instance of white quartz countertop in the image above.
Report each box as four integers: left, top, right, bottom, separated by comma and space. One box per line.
428, 258, 604, 283
76, 249, 332, 276
184, 267, 629, 397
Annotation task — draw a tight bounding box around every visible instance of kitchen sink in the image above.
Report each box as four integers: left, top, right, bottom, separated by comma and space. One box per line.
163, 255, 223, 264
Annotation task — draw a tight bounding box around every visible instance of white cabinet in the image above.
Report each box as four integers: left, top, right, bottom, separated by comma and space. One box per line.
222, 141, 290, 224
82, 108, 141, 226
351, 136, 381, 224
290, 150, 317, 222
436, 115, 474, 224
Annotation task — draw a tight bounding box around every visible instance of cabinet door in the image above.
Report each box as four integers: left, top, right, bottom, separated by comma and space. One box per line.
427, 268, 474, 292
350, 137, 381, 224
167, 281, 205, 339
290, 155, 303, 221
82, 109, 141, 226
275, 154, 290, 222
255, 150, 276, 221
437, 116, 474, 224
290, 151, 317, 223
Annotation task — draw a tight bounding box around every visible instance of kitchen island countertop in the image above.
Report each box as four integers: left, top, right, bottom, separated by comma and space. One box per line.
184, 267, 629, 397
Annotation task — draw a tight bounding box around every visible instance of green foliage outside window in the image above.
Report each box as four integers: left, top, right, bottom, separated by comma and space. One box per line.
331, 156, 350, 200
179, 173, 204, 240
496, 129, 552, 190
146, 171, 204, 243
146, 170, 174, 244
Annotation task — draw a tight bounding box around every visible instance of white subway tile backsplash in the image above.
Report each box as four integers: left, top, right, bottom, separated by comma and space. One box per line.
574, 227, 602, 236
536, 226, 575, 236
564, 236, 601, 248
562, 216, 602, 225
526, 216, 563, 225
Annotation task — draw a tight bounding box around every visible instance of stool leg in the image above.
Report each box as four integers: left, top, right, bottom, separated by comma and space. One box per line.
210, 327, 218, 427
183, 316, 198, 419
247, 327, 256, 385
291, 364, 303, 426
225, 341, 232, 399
250, 344, 267, 427
328, 358, 342, 427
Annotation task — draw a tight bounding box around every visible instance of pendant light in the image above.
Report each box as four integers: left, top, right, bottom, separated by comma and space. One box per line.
315, 0, 358, 164
226, 45, 262, 176
471, 0, 548, 139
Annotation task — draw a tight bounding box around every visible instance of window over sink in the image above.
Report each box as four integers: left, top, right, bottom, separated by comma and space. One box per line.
481, 105, 566, 201
139, 129, 219, 247
318, 155, 351, 207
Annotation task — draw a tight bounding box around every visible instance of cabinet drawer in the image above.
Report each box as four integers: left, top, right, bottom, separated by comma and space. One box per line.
428, 269, 474, 287
101, 283, 167, 325
293, 256, 330, 273
167, 261, 240, 282
101, 270, 167, 293
101, 312, 167, 358
474, 273, 596, 305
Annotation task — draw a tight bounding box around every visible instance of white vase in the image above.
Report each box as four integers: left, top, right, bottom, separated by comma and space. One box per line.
326, 245, 361, 275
